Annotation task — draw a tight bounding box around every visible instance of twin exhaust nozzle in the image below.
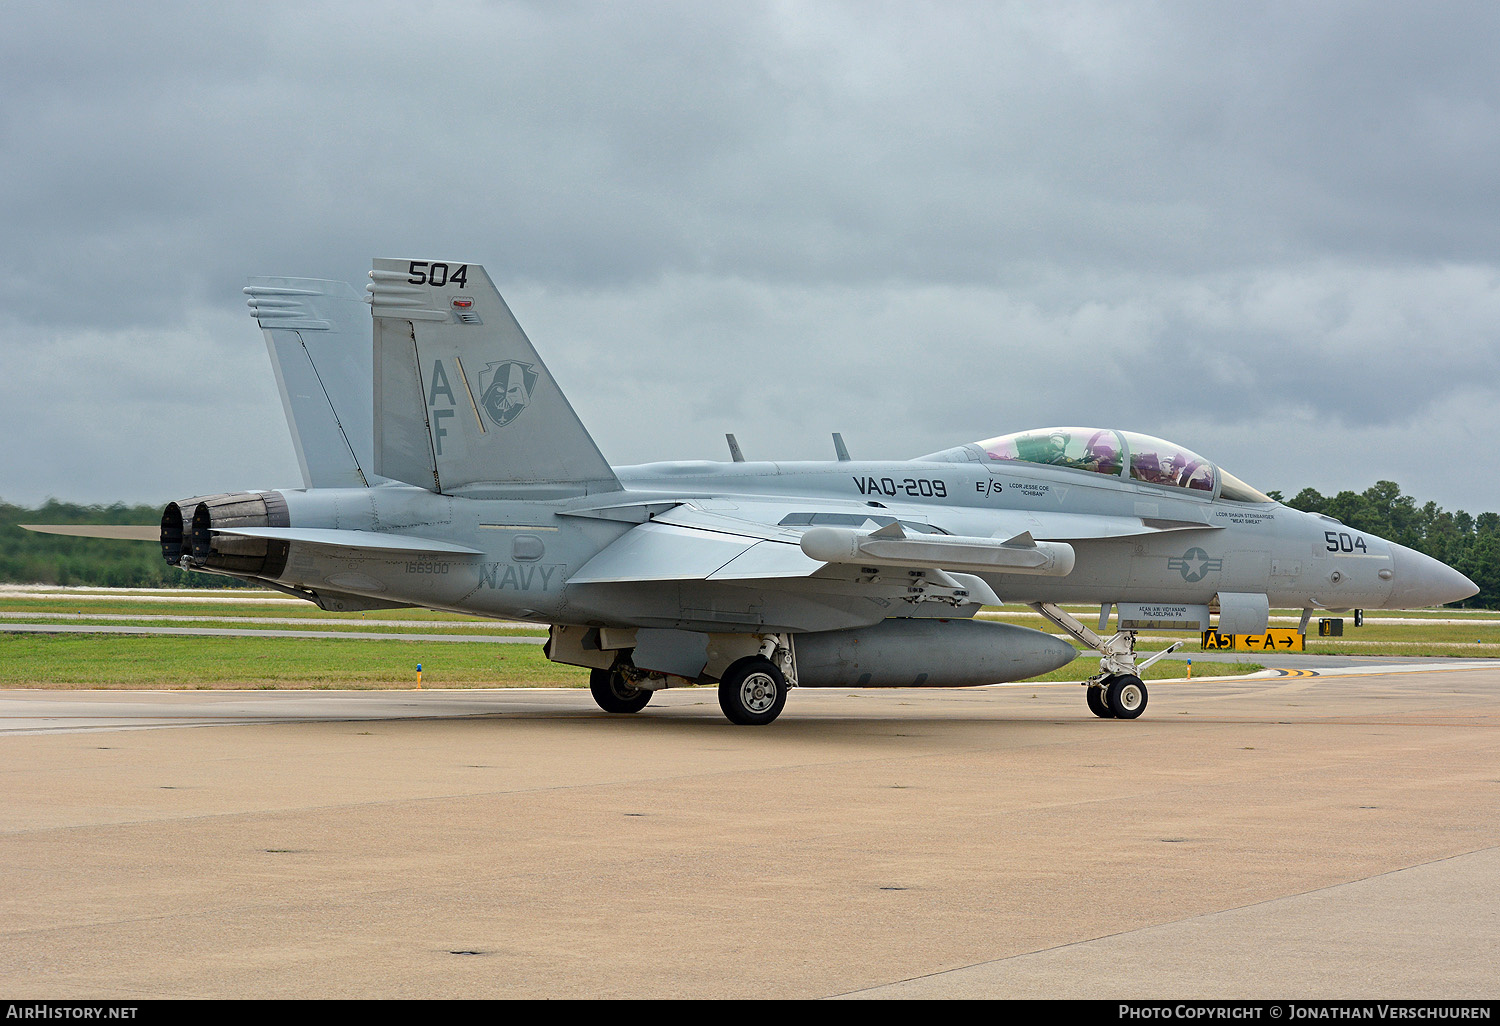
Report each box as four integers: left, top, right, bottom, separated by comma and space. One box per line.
161, 491, 290, 578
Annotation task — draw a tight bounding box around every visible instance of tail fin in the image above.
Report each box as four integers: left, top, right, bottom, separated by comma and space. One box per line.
245, 277, 372, 489
366, 259, 620, 496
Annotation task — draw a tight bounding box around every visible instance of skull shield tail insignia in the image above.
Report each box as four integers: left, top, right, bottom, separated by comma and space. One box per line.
479, 361, 539, 428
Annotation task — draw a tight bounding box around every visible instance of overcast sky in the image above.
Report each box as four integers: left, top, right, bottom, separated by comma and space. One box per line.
3, 1, 1498, 514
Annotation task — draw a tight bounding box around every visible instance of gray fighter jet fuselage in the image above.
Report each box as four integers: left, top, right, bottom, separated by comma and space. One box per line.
152, 260, 1476, 725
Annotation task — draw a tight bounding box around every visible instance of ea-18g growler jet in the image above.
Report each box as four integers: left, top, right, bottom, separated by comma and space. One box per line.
119, 259, 1485, 724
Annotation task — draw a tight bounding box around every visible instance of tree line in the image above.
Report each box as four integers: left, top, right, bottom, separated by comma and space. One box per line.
0, 500, 246, 589
1266, 481, 1495, 608
4, 484, 1497, 607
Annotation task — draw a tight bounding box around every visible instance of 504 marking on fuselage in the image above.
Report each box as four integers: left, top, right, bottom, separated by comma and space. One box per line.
1325, 530, 1369, 553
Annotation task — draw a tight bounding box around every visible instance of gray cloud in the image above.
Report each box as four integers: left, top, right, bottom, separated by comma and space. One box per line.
2, 1, 1498, 513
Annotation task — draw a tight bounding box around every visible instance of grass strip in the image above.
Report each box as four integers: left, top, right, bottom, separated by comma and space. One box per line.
0, 634, 583, 689
0, 634, 1260, 691
0, 616, 544, 636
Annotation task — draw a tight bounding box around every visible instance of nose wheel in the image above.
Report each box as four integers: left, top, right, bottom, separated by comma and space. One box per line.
1086, 685, 1113, 718
1088, 673, 1147, 719
1108, 674, 1148, 718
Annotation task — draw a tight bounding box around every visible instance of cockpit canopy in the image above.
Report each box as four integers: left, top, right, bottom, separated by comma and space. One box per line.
968, 427, 1271, 503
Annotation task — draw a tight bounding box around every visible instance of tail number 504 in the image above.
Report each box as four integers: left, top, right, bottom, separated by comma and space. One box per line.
407, 261, 469, 288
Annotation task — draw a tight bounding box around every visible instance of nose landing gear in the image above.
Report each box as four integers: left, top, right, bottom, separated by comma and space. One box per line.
1029, 603, 1172, 721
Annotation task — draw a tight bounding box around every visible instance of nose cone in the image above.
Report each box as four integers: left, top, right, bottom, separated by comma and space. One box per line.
1385, 543, 1478, 608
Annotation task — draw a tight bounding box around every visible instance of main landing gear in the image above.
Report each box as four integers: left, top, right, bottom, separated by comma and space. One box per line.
587, 634, 798, 725
717, 636, 796, 725
589, 666, 653, 714
1029, 602, 1176, 721
717, 656, 789, 726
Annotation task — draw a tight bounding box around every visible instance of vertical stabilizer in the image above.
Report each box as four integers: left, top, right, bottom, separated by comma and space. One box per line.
245, 278, 372, 489
366, 259, 620, 496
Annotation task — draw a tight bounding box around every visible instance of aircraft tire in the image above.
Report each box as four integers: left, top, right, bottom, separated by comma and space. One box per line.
590, 667, 652, 714
1106, 674, 1148, 719
1086, 685, 1114, 718
718, 657, 788, 726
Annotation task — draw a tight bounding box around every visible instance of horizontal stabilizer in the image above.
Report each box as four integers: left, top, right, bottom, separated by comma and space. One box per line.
20, 524, 158, 540
208, 526, 482, 556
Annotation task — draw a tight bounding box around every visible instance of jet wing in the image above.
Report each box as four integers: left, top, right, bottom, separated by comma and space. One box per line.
565, 519, 1003, 614
566, 522, 821, 584
661, 504, 1218, 544
566, 502, 1219, 587
650, 505, 809, 543
648, 506, 1078, 577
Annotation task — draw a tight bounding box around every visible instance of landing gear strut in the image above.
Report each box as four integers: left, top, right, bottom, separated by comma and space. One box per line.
1029, 603, 1175, 721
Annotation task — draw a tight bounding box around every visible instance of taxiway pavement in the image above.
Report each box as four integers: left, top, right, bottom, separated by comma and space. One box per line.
1, 664, 1496, 999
